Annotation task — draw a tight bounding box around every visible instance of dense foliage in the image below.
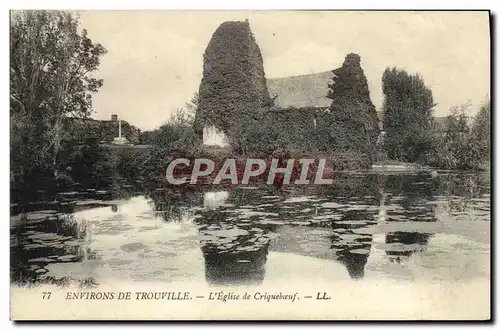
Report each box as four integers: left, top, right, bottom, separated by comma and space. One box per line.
381, 68, 435, 163
427, 101, 490, 170
381, 67, 490, 170
194, 20, 272, 143
470, 101, 491, 163
138, 94, 199, 151
10, 10, 107, 197
63, 118, 141, 145
324, 54, 379, 156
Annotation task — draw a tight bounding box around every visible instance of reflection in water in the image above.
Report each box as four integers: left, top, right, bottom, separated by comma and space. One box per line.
202, 244, 269, 286
326, 175, 380, 279
204, 191, 230, 209
145, 187, 202, 223
10, 171, 491, 287
196, 191, 273, 286
200, 224, 270, 286
10, 212, 90, 285
385, 232, 432, 263
331, 212, 374, 279
382, 174, 436, 264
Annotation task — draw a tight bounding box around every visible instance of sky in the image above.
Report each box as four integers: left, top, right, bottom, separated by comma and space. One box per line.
78, 11, 490, 131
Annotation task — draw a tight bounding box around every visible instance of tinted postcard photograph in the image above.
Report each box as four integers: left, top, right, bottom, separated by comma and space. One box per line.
9, 10, 491, 320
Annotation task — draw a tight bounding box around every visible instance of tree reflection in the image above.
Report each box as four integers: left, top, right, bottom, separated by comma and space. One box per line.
10, 213, 90, 285
382, 174, 436, 263
330, 211, 374, 279
144, 186, 202, 222
195, 189, 276, 286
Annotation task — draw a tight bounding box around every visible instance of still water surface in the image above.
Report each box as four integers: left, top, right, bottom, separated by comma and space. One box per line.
11, 171, 490, 288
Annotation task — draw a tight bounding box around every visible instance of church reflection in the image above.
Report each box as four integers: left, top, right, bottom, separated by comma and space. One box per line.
329, 174, 437, 278
196, 189, 274, 286
144, 172, 441, 284
200, 229, 270, 285
327, 175, 382, 279
330, 210, 374, 279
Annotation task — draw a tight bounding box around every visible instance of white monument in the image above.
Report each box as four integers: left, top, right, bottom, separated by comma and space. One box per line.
112, 115, 130, 145
203, 125, 228, 147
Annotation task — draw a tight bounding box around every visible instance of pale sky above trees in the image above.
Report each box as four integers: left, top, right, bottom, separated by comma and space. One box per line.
78, 10, 490, 130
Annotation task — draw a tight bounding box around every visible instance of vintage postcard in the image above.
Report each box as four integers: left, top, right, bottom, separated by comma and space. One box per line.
10, 10, 491, 320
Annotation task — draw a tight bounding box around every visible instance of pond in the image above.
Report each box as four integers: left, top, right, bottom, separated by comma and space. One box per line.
11, 170, 490, 290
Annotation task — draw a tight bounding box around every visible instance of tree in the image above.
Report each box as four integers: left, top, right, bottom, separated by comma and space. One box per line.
10, 10, 107, 180
470, 100, 491, 165
184, 92, 198, 123
138, 93, 199, 147
324, 53, 379, 156
382, 67, 435, 163
431, 103, 473, 169
427, 100, 490, 170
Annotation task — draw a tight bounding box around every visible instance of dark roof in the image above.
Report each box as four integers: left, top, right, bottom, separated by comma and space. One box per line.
266, 71, 333, 109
